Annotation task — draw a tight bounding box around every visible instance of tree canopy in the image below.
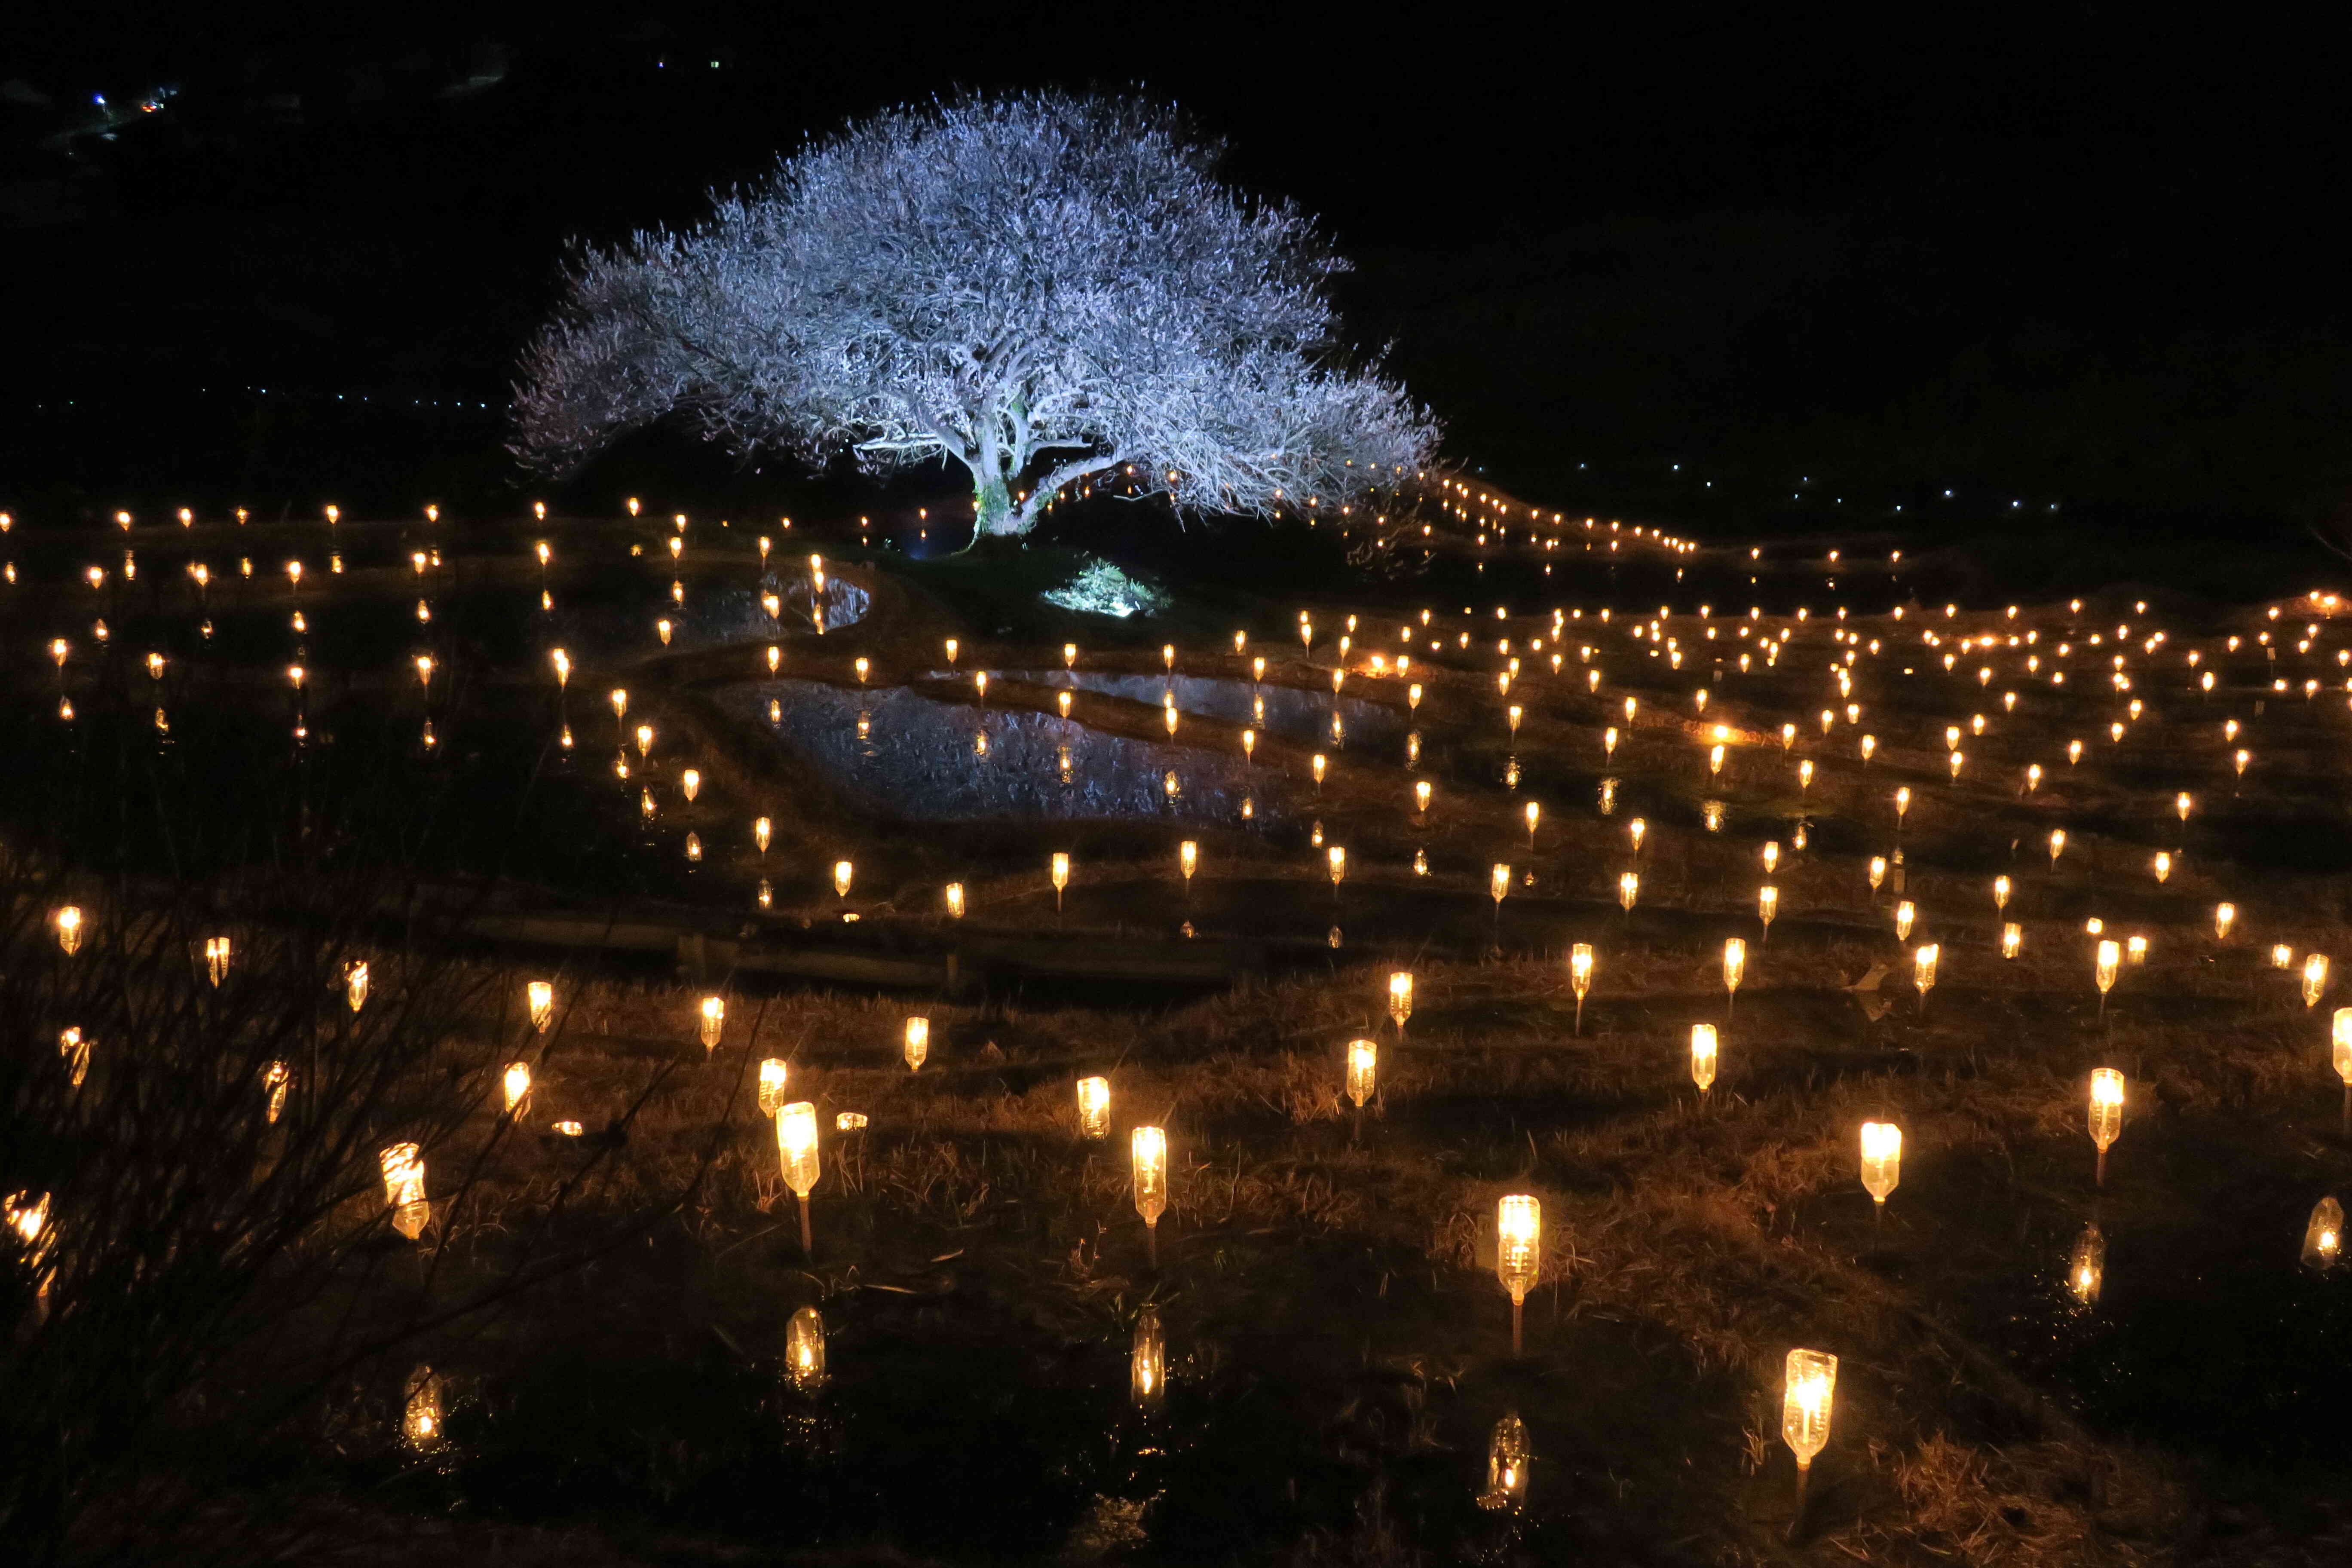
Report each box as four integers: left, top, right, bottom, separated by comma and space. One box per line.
512, 91, 1439, 542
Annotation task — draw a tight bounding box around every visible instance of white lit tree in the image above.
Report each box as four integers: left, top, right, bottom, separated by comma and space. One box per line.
512, 91, 1438, 543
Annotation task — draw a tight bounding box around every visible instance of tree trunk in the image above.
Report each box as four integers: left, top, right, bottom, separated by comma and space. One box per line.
973, 470, 1022, 540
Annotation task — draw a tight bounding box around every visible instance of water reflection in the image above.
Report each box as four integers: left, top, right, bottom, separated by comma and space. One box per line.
401, 1364, 444, 1451
2069, 1223, 2106, 1307
2302, 1196, 2343, 1271
1478, 1413, 1529, 1511
743, 681, 1275, 825
1131, 1304, 1165, 1412
786, 1305, 827, 1393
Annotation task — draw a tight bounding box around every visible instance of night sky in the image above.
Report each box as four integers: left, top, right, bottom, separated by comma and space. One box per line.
6, 4, 2349, 543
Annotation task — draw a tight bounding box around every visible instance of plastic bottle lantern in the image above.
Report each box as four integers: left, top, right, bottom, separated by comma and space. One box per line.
1859, 1121, 1902, 1211
502, 1062, 531, 1114
903, 1016, 929, 1072
1388, 971, 1414, 1032
777, 1102, 821, 1252
758, 1058, 789, 1116
1782, 1348, 1838, 1510
528, 980, 554, 1033
1131, 1127, 1169, 1264
1690, 1023, 1718, 1093
1346, 1039, 1377, 1109
1076, 1075, 1111, 1139
2089, 1069, 2125, 1185
1496, 1195, 1542, 1353
380, 1143, 428, 1240
699, 996, 724, 1050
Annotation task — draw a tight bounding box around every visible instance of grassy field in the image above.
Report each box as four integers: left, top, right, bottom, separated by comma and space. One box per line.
8, 495, 2352, 1563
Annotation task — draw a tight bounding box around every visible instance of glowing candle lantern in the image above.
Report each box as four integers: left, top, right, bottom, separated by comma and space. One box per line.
1723, 938, 1746, 1009
1629, 818, 1647, 854
681, 768, 701, 803
758, 1058, 789, 1116
1868, 856, 1887, 893
903, 1016, 930, 1071
2235, 748, 2251, 778
380, 1142, 428, 1240
1077, 1075, 1111, 1139
1389, 971, 1413, 1032
2089, 1068, 2125, 1185
1859, 733, 1877, 763
752, 817, 772, 856
1524, 799, 1541, 845
2304, 1197, 2345, 1272
1798, 759, 1814, 792
945, 882, 966, 919
1619, 870, 1640, 913
58, 1028, 87, 1089
1894, 900, 1915, 941
1762, 841, 1781, 875
974, 671, 989, 700
2215, 902, 2235, 940
55, 906, 83, 956
2176, 791, 2194, 822
833, 861, 854, 898
1993, 875, 2012, 912
2311, 954, 2334, 1008
1311, 753, 1328, 787
1894, 786, 1911, 826
2152, 851, 2171, 884
502, 1061, 532, 1115
1050, 852, 1071, 913
699, 995, 725, 1050
346, 962, 369, 1012
2048, 829, 2066, 868
2127, 933, 2147, 965
1603, 726, 1618, 760
2274, 943, 2297, 970
1490, 862, 1511, 908
2026, 763, 2043, 793
1056, 690, 1073, 720
204, 935, 231, 986
1859, 1121, 1902, 1213
1132, 1126, 1169, 1264
1690, 1023, 1718, 1093
263, 1062, 290, 1123
635, 723, 654, 758
2070, 739, 2084, 764
1164, 704, 1179, 737
1480, 1414, 1532, 1513
777, 1102, 821, 1253
518, 980, 553, 1035
1496, 1194, 1541, 1353
1782, 1348, 1838, 1514
1913, 944, 1938, 1003
1177, 839, 1199, 888
1344, 1038, 1378, 1111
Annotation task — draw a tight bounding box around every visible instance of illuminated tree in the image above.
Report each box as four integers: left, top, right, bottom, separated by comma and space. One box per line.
513, 91, 1437, 542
